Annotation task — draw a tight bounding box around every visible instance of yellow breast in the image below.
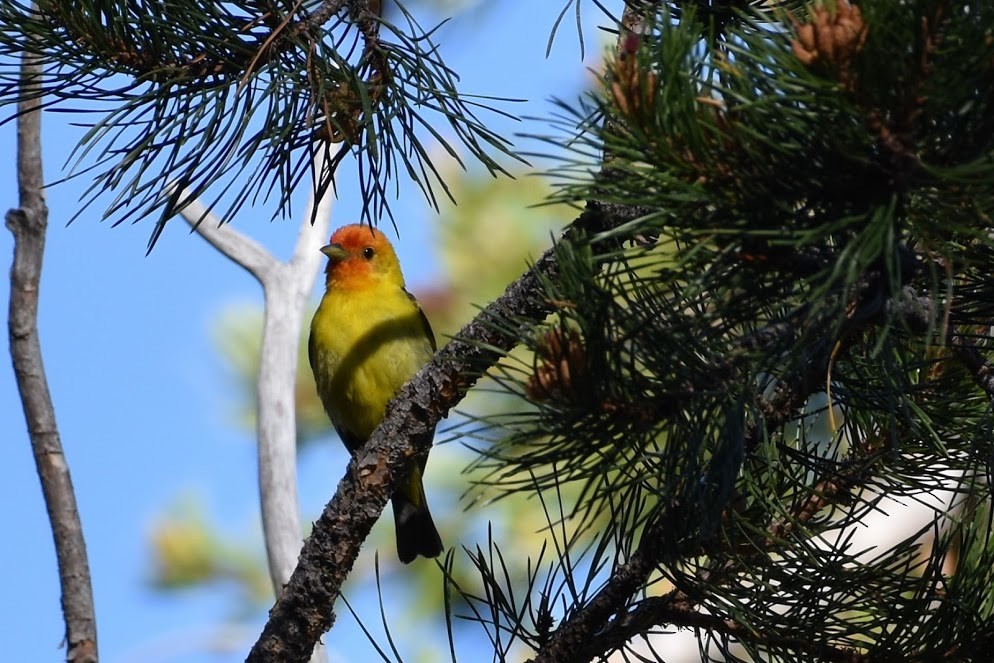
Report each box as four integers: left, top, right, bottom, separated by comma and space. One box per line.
309, 285, 434, 444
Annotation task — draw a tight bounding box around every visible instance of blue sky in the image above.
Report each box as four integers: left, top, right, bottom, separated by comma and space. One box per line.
1, 2, 603, 661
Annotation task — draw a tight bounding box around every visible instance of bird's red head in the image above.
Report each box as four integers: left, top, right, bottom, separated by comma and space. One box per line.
321, 224, 404, 289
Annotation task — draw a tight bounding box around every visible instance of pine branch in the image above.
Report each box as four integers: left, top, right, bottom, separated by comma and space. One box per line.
524, 340, 846, 663
0, 0, 516, 233
527, 513, 669, 663
580, 450, 882, 663
537, 275, 988, 662
6, 7, 97, 661
41, 0, 356, 80
522, 262, 946, 663
304, 0, 351, 32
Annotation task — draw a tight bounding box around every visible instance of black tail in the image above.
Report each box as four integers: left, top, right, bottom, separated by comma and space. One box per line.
391, 483, 443, 564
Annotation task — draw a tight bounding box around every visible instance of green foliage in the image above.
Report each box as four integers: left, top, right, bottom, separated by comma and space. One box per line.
0, 0, 519, 242
450, 2, 994, 660
148, 496, 272, 614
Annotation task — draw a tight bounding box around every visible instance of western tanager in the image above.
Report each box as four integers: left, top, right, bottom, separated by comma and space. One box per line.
308, 224, 443, 563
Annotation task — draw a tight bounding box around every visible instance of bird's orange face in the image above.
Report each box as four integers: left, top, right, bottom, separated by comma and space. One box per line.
322, 224, 403, 289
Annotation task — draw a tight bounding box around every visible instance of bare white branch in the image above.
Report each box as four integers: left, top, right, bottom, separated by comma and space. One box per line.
172, 141, 341, 663
255, 142, 338, 594
174, 191, 276, 283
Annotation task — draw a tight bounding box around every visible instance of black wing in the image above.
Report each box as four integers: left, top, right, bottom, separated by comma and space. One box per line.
404, 287, 437, 352
307, 323, 317, 373
336, 424, 365, 454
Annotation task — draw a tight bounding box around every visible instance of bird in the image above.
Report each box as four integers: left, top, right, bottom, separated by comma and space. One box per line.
308, 223, 443, 563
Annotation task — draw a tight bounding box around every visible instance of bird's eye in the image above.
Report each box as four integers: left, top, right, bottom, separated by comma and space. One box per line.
363, 247, 375, 260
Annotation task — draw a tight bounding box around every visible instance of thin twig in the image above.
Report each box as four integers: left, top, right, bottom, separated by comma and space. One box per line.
6, 5, 97, 661
302, 0, 350, 32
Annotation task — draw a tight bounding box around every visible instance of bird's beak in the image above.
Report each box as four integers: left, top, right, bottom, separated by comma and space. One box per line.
320, 243, 349, 262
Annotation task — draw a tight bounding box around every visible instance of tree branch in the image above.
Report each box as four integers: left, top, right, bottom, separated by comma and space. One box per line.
572, 429, 930, 663
525, 369, 843, 662
6, 6, 97, 661
174, 192, 276, 282
525, 270, 912, 663
579, 448, 880, 663
289, 141, 338, 272
529, 515, 669, 663
252, 143, 337, 595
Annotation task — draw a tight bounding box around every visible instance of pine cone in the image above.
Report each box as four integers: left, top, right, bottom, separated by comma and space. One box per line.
791, 0, 868, 89
526, 327, 589, 403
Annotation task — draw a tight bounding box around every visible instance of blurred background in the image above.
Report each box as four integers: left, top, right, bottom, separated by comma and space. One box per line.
0, 2, 605, 661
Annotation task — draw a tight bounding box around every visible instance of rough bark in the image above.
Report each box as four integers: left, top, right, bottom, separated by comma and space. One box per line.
6, 8, 98, 661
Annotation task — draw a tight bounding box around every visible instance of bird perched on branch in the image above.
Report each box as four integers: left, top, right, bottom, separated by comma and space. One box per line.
308, 224, 443, 563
